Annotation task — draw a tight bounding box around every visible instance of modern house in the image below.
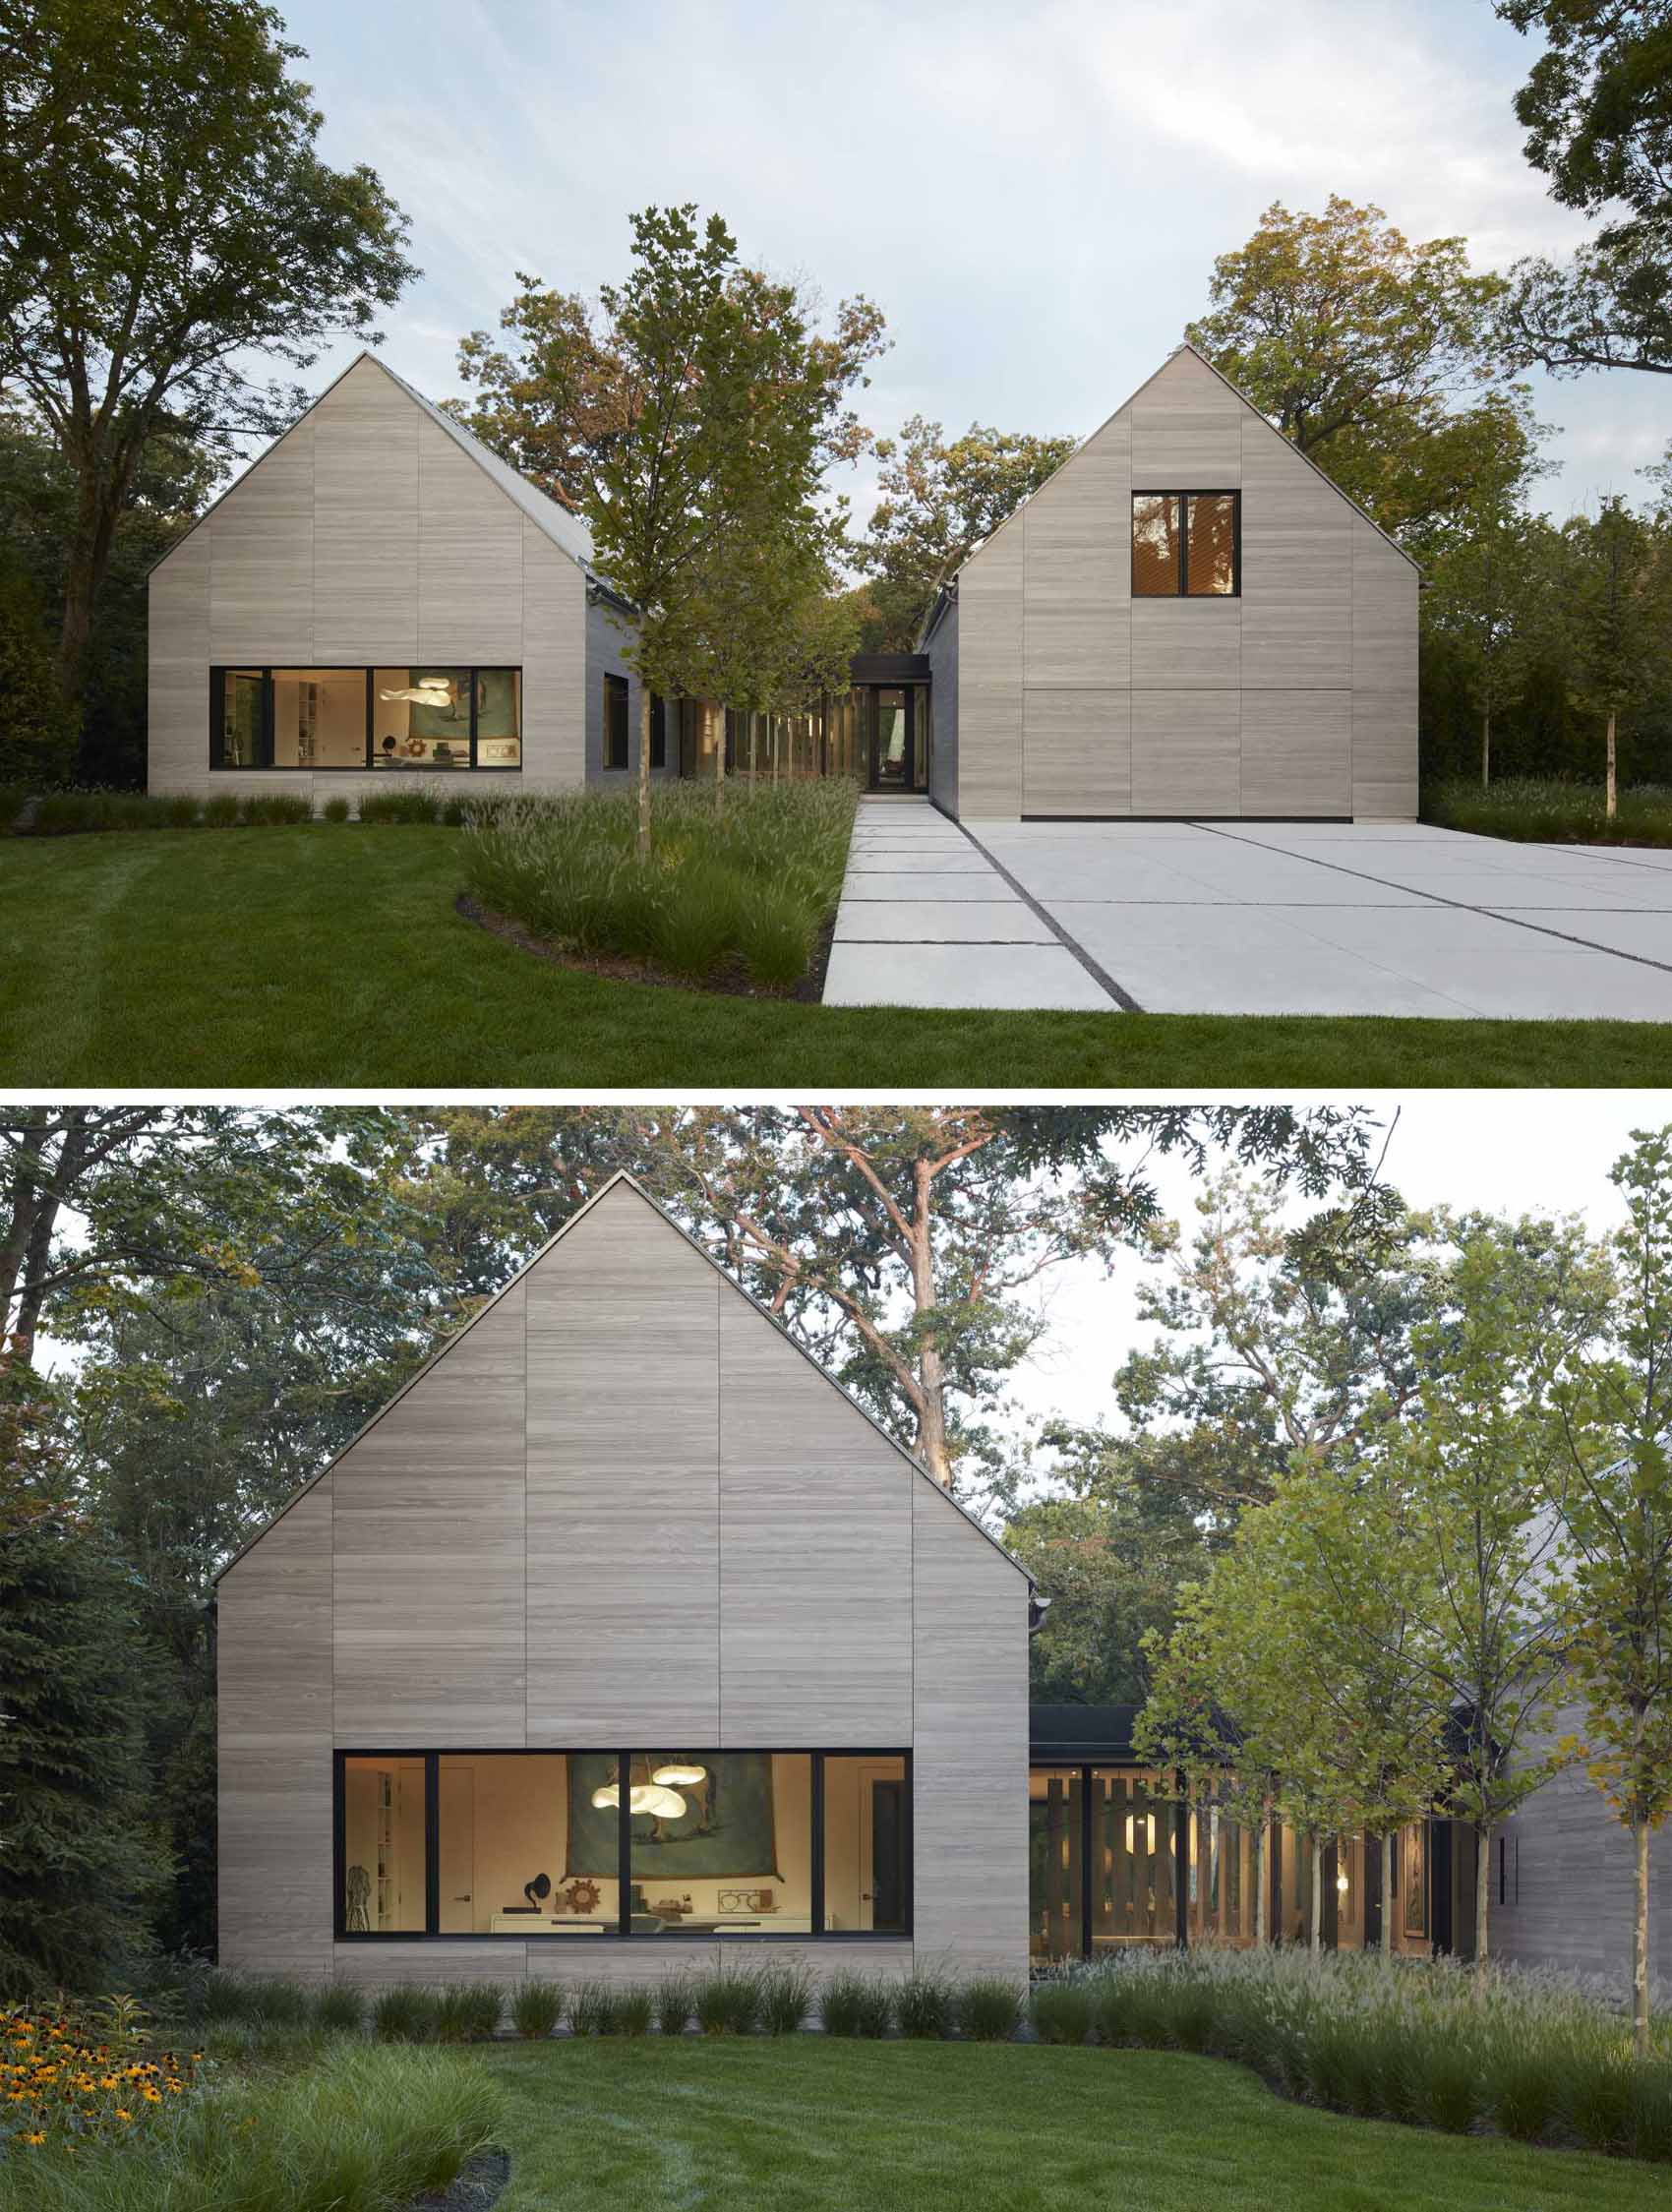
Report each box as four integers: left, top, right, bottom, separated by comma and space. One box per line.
216, 1174, 1661, 1988
149, 345, 1418, 818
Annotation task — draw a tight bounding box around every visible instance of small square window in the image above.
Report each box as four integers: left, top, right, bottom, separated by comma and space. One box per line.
1132, 492, 1239, 596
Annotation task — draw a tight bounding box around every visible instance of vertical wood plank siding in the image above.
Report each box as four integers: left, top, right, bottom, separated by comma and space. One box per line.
954, 348, 1418, 820
218, 1179, 1030, 1985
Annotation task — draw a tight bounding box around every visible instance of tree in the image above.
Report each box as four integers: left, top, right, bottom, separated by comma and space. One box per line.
1566, 497, 1666, 814
1393, 1216, 1605, 1960
1548, 1127, 1672, 2055
1496, 1, 1672, 376
445, 277, 630, 513
1186, 197, 1515, 535
0, 548, 75, 782
855, 416, 1077, 650
0, 0, 416, 714
0, 1382, 167, 1994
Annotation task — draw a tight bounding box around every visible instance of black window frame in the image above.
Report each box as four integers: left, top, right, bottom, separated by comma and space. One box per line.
332, 1747, 912, 1943
649, 693, 667, 771
209, 666, 524, 772
1130, 491, 1241, 599
602, 671, 630, 771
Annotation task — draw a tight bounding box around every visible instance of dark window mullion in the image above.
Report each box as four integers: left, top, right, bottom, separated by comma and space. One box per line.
331, 1752, 346, 1941
365, 668, 373, 770
1081, 1764, 1094, 1959
468, 668, 479, 769
617, 1750, 631, 1937
1177, 496, 1189, 597
424, 1754, 440, 1937
811, 1755, 826, 1935
262, 669, 274, 769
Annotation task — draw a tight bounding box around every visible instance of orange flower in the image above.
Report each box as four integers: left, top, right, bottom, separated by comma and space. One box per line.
23, 2129, 45, 2146
114, 2108, 133, 2122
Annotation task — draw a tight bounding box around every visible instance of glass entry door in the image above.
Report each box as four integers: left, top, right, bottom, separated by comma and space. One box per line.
869, 687, 914, 790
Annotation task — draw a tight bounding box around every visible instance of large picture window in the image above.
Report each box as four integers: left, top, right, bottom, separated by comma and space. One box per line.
334, 1749, 907, 1941
1131, 492, 1239, 597
209, 668, 521, 770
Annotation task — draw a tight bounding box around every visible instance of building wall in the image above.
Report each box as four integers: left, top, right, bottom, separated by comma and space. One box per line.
952, 348, 1419, 822
148, 356, 589, 802
926, 599, 959, 815
1491, 1700, 1672, 1983
216, 1180, 1031, 1987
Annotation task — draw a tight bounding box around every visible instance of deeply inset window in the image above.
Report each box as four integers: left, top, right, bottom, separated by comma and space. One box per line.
210, 668, 522, 770
603, 673, 629, 770
1132, 491, 1239, 596
823, 1755, 907, 1934
341, 1756, 427, 1932
1029, 1767, 1084, 1959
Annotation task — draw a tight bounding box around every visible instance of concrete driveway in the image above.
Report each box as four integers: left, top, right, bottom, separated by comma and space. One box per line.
821, 799, 1672, 1020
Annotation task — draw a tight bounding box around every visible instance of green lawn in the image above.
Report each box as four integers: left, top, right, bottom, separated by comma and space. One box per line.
479, 2038, 1669, 2211
3, 825, 1669, 1086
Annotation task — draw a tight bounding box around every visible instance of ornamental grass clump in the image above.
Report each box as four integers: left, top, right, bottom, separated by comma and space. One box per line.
894, 1970, 956, 2040
358, 783, 445, 824
321, 795, 351, 822
617, 1987, 655, 2038
692, 1971, 761, 2037
1030, 1979, 1095, 2047
309, 1983, 365, 2036
818, 1972, 893, 2039
956, 1978, 1023, 2043
373, 1984, 441, 2044
654, 1978, 691, 2037
1425, 776, 1672, 848
433, 1982, 504, 2043
460, 780, 858, 991
568, 1983, 624, 2037
510, 1981, 565, 2040
756, 1965, 811, 2036
237, 791, 312, 825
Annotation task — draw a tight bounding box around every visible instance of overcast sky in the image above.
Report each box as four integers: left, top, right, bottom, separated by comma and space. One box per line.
1006, 1090, 1670, 1446
269, 0, 1667, 527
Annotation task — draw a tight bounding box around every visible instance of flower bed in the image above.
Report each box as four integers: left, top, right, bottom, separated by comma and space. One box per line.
0, 2000, 202, 2155
459, 781, 860, 991
1424, 777, 1672, 847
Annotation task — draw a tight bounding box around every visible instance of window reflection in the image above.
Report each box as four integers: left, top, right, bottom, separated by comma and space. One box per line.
1132, 494, 1182, 596
1186, 494, 1237, 595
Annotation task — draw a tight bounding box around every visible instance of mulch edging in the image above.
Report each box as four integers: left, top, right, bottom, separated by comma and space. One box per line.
406, 2147, 509, 2212
454, 893, 836, 1003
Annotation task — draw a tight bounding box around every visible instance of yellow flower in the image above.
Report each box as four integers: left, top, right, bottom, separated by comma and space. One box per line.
23, 2129, 46, 2146
114, 2108, 132, 2122
141, 2086, 161, 2104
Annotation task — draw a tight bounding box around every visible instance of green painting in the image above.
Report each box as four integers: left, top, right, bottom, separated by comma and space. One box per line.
566, 1755, 782, 1881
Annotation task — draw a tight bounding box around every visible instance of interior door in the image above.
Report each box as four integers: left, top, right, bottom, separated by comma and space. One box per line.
438, 1764, 475, 1934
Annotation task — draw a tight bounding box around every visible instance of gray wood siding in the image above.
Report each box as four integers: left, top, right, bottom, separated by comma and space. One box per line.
148, 354, 588, 799
218, 1176, 1033, 1986
217, 1476, 334, 1981
948, 347, 1419, 820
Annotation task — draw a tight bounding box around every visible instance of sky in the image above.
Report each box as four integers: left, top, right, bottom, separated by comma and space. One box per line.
264, 0, 1669, 527
1003, 1089, 1667, 1442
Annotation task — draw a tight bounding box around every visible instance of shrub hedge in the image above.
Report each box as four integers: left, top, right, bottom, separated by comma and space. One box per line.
1424, 777, 1672, 847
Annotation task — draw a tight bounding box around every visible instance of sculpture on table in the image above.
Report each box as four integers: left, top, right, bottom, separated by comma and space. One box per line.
344, 1864, 372, 1933
523, 1872, 552, 1911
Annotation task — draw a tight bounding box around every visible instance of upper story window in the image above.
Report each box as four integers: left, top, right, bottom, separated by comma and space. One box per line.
209, 668, 522, 770
603, 672, 630, 770
1131, 493, 1239, 598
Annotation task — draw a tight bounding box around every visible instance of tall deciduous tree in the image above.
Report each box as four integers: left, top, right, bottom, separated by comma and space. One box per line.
1186, 197, 1516, 535
1496, 0, 1672, 376
855, 416, 1078, 650
1549, 1127, 1672, 2055
1566, 497, 1666, 814
0, 0, 416, 714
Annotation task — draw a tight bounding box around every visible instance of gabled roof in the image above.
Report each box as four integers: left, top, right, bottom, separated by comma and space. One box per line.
917, 339, 1422, 647
149, 349, 601, 583
214, 1169, 1032, 1589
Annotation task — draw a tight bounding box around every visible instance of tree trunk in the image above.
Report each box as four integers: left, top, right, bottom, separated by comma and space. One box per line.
1606, 710, 1618, 819
1474, 1823, 1490, 1963
1254, 1820, 1268, 1947
1634, 1815, 1650, 2059
907, 1157, 951, 1487
635, 687, 653, 863
713, 703, 726, 816
1309, 1835, 1323, 1950
1380, 1831, 1394, 1958
1481, 708, 1491, 792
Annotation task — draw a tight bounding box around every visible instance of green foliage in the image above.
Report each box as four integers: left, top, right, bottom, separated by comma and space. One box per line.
616, 1986, 654, 2038
690, 1971, 761, 2037
201, 793, 240, 826
356, 785, 446, 824
433, 1982, 504, 2043
1496, 1, 1672, 376
0, 2043, 500, 2212
1029, 1980, 1095, 2045
236, 792, 313, 827
373, 1984, 441, 2044
954, 1978, 1023, 2043
755, 1964, 811, 2036
856, 415, 1077, 650
892, 1970, 955, 2039
1186, 196, 1514, 537
321, 796, 351, 823
460, 780, 857, 989
1425, 776, 1672, 843
569, 1982, 624, 2037
654, 1978, 691, 2038
0, 550, 76, 782
817, 1973, 893, 2038
0, 1457, 168, 1997
509, 1981, 564, 2040
311, 1983, 365, 2035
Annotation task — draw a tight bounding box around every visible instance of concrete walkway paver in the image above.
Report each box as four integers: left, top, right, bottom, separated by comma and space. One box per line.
821, 800, 1672, 1020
